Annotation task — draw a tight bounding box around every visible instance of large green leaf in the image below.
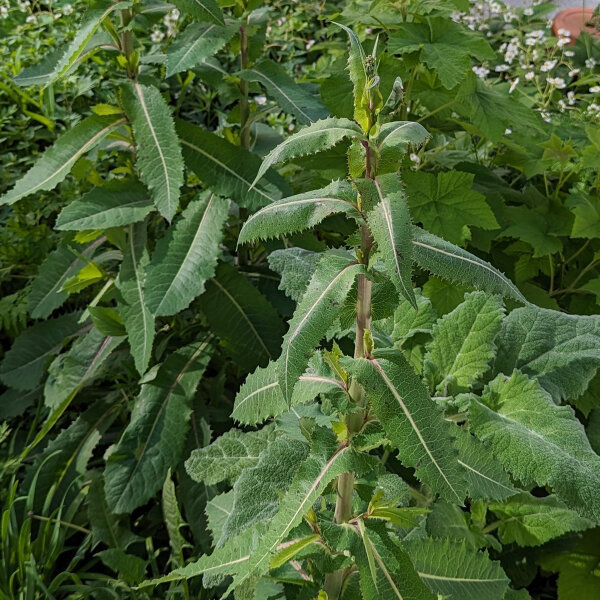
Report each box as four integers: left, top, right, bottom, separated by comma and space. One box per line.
279, 252, 362, 402
105, 339, 212, 513
55, 180, 153, 231
121, 81, 184, 221
185, 426, 276, 486
13, 0, 131, 86
424, 292, 504, 394
177, 121, 288, 210
411, 226, 528, 305
367, 174, 415, 307
344, 350, 466, 503
267, 248, 320, 302
0, 313, 81, 390
116, 223, 154, 375
238, 180, 360, 245
403, 538, 509, 600
404, 170, 498, 246
201, 263, 284, 371
251, 117, 364, 188
489, 493, 593, 547
0, 114, 124, 206
144, 192, 229, 316
470, 370, 600, 522
492, 306, 600, 401
239, 59, 329, 125
166, 22, 237, 77
171, 0, 225, 26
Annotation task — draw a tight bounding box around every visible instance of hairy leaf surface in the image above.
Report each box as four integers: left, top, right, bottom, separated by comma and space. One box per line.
267, 248, 320, 302
171, 0, 225, 25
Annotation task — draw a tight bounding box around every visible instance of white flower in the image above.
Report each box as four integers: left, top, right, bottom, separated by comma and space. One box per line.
150, 28, 164, 43
509, 77, 520, 93
586, 57, 597, 68
409, 153, 421, 164
365, 28, 372, 34
565, 50, 575, 57
567, 91, 577, 105
18, 0, 30, 11
540, 109, 551, 122
587, 102, 600, 114
540, 59, 557, 72
525, 71, 535, 81
558, 99, 567, 111
305, 39, 315, 50
557, 28, 571, 37
0, 6, 7, 17
547, 76, 566, 89
569, 69, 580, 77
472, 65, 490, 78
505, 128, 512, 135
25, 14, 36, 23
63, 3, 73, 15
557, 36, 571, 48
523, 7, 534, 16
495, 64, 509, 72
589, 85, 600, 93
288, 123, 295, 131
255, 95, 267, 105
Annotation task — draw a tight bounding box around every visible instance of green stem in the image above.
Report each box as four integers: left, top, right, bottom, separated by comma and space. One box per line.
239, 22, 250, 150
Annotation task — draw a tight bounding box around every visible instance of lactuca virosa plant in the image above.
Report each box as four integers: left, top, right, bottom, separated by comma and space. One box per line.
140, 27, 600, 599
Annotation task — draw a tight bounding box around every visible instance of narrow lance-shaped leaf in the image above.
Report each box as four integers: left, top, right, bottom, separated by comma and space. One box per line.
121, 81, 184, 221
239, 59, 329, 125
144, 192, 230, 316
13, 0, 132, 86
251, 117, 364, 189
403, 538, 510, 600
177, 121, 289, 210
171, 0, 225, 26
470, 370, 600, 522
343, 350, 466, 503
166, 21, 237, 77
0, 114, 124, 206
368, 174, 415, 307
239, 180, 360, 245
105, 339, 212, 513
116, 223, 155, 375
411, 226, 528, 305
55, 180, 153, 231
279, 252, 363, 402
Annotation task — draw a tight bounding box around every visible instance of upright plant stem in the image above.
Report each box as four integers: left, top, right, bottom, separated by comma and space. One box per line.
239, 20, 250, 150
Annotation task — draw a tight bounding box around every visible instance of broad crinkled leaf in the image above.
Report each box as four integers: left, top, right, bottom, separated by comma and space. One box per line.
403, 538, 509, 600
104, 338, 213, 513
55, 180, 153, 230
470, 370, 600, 522
239, 180, 360, 245
404, 170, 498, 245
251, 117, 363, 188
144, 192, 229, 316
201, 263, 285, 371
492, 306, 600, 401
121, 81, 184, 221
0, 114, 124, 206
344, 350, 466, 503
392, 289, 437, 343
166, 22, 237, 77
185, 426, 276, 486
424, 292, 504, 394
489, 493, 593, 547
412, 226, 528, 305
44, 327, 124, 410
267, 248, 320, 302
368, 174, 415, 307
177, 121, 288, 210
13, 1, 131, 86
278, 252, 362, 402
0, 312, 81, 390
239, 59, 329, 125
567, 189, 600, 238
206, 491, 234, 543
116, 223, 154, 375
171, 0, 225, 25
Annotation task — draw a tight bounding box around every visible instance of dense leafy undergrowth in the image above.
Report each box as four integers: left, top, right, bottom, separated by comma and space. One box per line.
1, 0, 600, 598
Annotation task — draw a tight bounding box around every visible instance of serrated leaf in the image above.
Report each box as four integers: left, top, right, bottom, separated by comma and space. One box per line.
171, 0, 225, 26
0, 313, 81, 390
424, 292, 504, 394
13, 1, 131, 86
55, 180, 153, 230
116, 223, 154, 375
239, 59, 329, 125
270, 534, 320, 569
267, 248, 320, 302
392, 289, 437, 344
239, 180, 360, 245
492, 306, 600, 401
405, 170, 498, 245
163, 471, 187, 562
201, 263, 285, 371
105, 338, 213, 513
489, 493, 593, 547
367, 174, 415, 307
403, 538, 509, 600
206, 491, 234, 543
251, 117, 363, 189
121, 81, 184, 221
470, 370, 600, 522
344, 350, 466, 503
186, 426, 276, 486
279, 252, 362, 402
166, 22, 236, 77
0, 114, 124, 206
374, 121, 430, 153
144, 192, 229, 316
44, 327, 124, 410
412, 226, 528, 305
